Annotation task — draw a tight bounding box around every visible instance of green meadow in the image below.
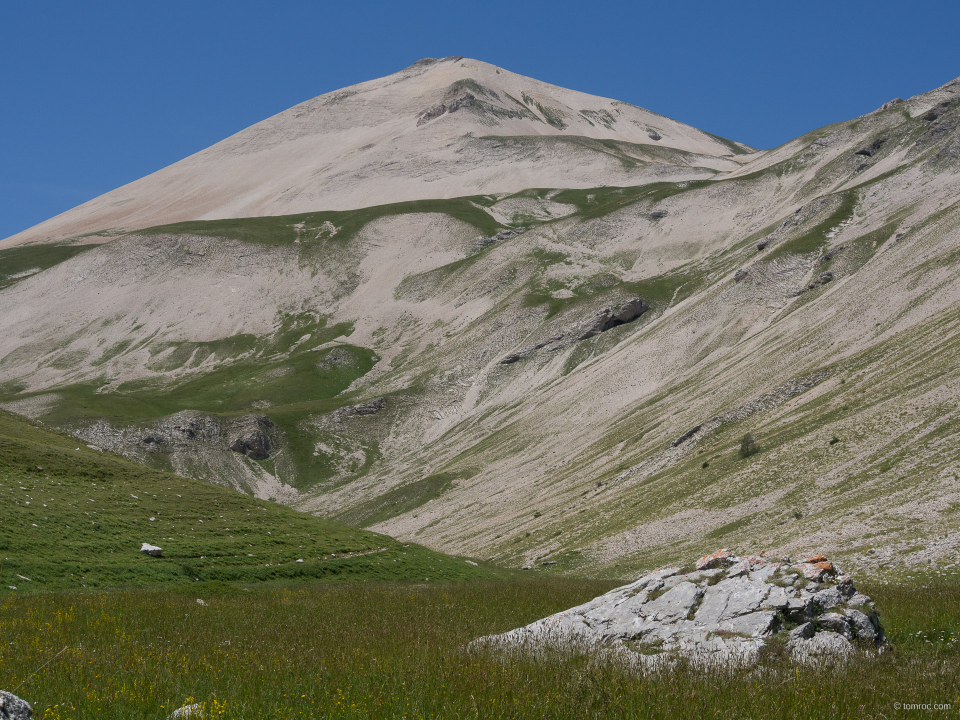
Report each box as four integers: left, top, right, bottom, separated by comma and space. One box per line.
2, 405, 959, 719
2, 578, 958, 719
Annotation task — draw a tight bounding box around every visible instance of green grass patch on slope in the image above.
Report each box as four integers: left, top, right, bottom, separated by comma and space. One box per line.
135, 195, 505, 245
0, 410, 498, 590
0, 243, 96, 290
523, 263, 706, 319
550, 179, 713, 220
703, 130, 756, 155
335, 470, 476, 528
28, 336, 372, 423
764, 190, 859, 261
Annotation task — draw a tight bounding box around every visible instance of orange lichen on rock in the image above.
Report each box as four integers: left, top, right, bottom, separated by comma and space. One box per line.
696, 549, 736, 571
798, 560, 836, 580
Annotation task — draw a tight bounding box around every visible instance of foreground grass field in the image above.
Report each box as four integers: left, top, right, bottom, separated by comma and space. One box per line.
2, 576, 959, 720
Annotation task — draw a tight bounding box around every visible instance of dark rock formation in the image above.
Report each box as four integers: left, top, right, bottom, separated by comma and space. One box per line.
332, 397, 387, 421
923, 102, 950, 122
417, 85, 479, 126
473, 227, 527, 250
578, 298, 649, 339
499, 300, 648, 364
497, 335, 564, 365
228, 415, 275, 460
671, 424, 703, 448
134, 413, 221, 450
818, 245, 847, 265
648, 210, 668, 221
792, 271, 834, 297
734, 269, 749, 283
854, 137, 886, 157
810, 271, 834, 288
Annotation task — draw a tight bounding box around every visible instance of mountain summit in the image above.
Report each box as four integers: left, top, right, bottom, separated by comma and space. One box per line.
3, 56, 752, 248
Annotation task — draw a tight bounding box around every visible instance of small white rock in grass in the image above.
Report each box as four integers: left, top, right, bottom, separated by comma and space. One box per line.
296, 559, 304, 563
196, 599, 207, 606
140, 543, 163, 557
169, 703, 204, 719
465, 560, 478, 566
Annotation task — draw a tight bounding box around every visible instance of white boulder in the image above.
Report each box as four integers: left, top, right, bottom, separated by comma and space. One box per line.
140, 542, 163, 557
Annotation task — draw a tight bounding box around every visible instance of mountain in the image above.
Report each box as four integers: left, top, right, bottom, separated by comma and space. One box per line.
1, 60, 959, 579
2, 56, 752, 248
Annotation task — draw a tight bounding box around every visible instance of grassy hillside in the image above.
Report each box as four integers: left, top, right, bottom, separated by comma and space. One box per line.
0, 410, 501, 591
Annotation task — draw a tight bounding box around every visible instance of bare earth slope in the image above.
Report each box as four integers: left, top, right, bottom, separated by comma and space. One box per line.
1, 65, 959, 581
2, 56, 752, 248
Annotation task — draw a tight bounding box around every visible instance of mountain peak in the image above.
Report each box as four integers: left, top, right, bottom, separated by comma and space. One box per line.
3, 58, 752, 248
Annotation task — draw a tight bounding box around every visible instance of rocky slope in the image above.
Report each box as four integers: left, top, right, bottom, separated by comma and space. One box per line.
1, 64, 959, 578
2, 56, 752, 248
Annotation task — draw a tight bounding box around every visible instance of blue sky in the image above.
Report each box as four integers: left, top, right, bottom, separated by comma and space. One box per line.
2, 0, 959, 242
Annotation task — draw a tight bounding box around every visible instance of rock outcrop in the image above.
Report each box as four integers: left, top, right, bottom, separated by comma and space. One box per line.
793, 271, 834, 296
0, 691, 32, 720
228, 415, 275, 460
331, 398, 386, 422
854, 137, 886, 157
499, 298, 649, 364
472, 227, 527, 250
417, 83, 480, 126
474, 551, 886, 669
577, 298, 649, 339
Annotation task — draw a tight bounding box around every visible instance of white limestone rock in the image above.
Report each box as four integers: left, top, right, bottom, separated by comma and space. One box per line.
140, 542, 163, 557
789, 631, 854, 664
169, 703, 204, 719
473, 551, 887, 671
0, 691, 32, 720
